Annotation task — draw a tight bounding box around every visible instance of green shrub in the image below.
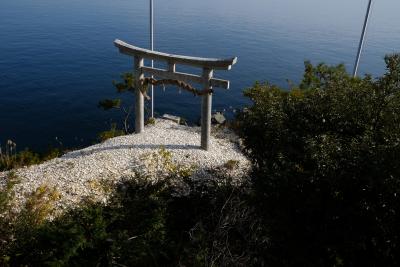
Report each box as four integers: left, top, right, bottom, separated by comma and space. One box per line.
237, 54, 400, 266
164, 174, 262, 266
146, 117, 156, 125
99, 73, 137, 134
0, 175, 61, 266
0, 172, 19, 215
4, 171, 257, 266
0, 140, 40, 171
1, 140, 63, 171
6, 177, 167, 266
97, 123, 125, 142
0, 172, 19, 264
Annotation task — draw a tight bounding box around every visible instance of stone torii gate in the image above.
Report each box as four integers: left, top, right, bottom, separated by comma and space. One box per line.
114, 39, 237, 151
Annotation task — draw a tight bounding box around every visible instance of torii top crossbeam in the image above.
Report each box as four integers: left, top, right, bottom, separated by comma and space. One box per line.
115, 39, 237, 71
114, 39, 237, 151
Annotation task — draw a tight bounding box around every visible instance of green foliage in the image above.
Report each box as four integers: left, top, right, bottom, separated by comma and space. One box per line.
2, 171, 257, 266
10, 202, 109, 266
0, 140, 63, 171
112, 72, 135, 93
224, 160, 240, 170
237, 54, 400, 266
19, 185, 60, 227
0, 173, 20, 263
41, 147, 62, 162
97, 123, 125, 142
0, 141, 39, 171
99, 73, 138, 134
146, 117, 156, 125
101, 72, 156, 134
98, 99, 121, 110
1, 175, 60, 266
0, 172, 19, 215
0, 173, 19, 265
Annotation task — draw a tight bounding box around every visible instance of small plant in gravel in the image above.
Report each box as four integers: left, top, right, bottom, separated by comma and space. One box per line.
224, 159, 239, 170
158, 147, 196, 178
140, 147, 196, 180
146, 117, 156, 125
19, 185, 61, 226
86, 178, 117, 199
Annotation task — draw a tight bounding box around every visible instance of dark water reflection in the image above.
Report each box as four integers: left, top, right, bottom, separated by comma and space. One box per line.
0, 0, 399, 151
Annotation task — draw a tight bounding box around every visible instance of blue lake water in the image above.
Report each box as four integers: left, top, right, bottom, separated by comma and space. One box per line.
1, 0, 399, 151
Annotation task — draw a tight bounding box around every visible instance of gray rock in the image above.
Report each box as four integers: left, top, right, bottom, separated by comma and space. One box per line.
212, 112, 226, 124
162, 114, 181, 124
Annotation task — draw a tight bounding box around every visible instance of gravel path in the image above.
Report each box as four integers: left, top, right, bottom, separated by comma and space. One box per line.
1, 119, 250, 213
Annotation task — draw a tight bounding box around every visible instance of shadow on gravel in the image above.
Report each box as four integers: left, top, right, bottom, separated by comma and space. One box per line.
62, 144, 201, 159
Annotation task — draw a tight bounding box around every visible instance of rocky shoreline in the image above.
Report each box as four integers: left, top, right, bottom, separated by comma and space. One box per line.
0, 119, 250, 215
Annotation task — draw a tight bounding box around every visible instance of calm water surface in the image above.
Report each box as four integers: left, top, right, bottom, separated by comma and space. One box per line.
1, 0, 399, 151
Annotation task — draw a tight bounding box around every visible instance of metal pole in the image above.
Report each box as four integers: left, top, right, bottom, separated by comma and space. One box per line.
150, 0, 154, 117
353, 0, 373, 77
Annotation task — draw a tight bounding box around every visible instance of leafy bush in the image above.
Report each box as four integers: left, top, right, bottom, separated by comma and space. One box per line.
2, 172, 258, 266
237, 54, 400, 266
0, 175, 60, 266
0, 172, 19, 264
0, 172, 19, 215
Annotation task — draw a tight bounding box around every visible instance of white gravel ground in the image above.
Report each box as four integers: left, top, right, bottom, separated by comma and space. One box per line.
0, 119, 250, 213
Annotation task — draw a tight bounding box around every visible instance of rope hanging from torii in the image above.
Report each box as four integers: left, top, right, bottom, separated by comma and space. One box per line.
139, 77, 213, 100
